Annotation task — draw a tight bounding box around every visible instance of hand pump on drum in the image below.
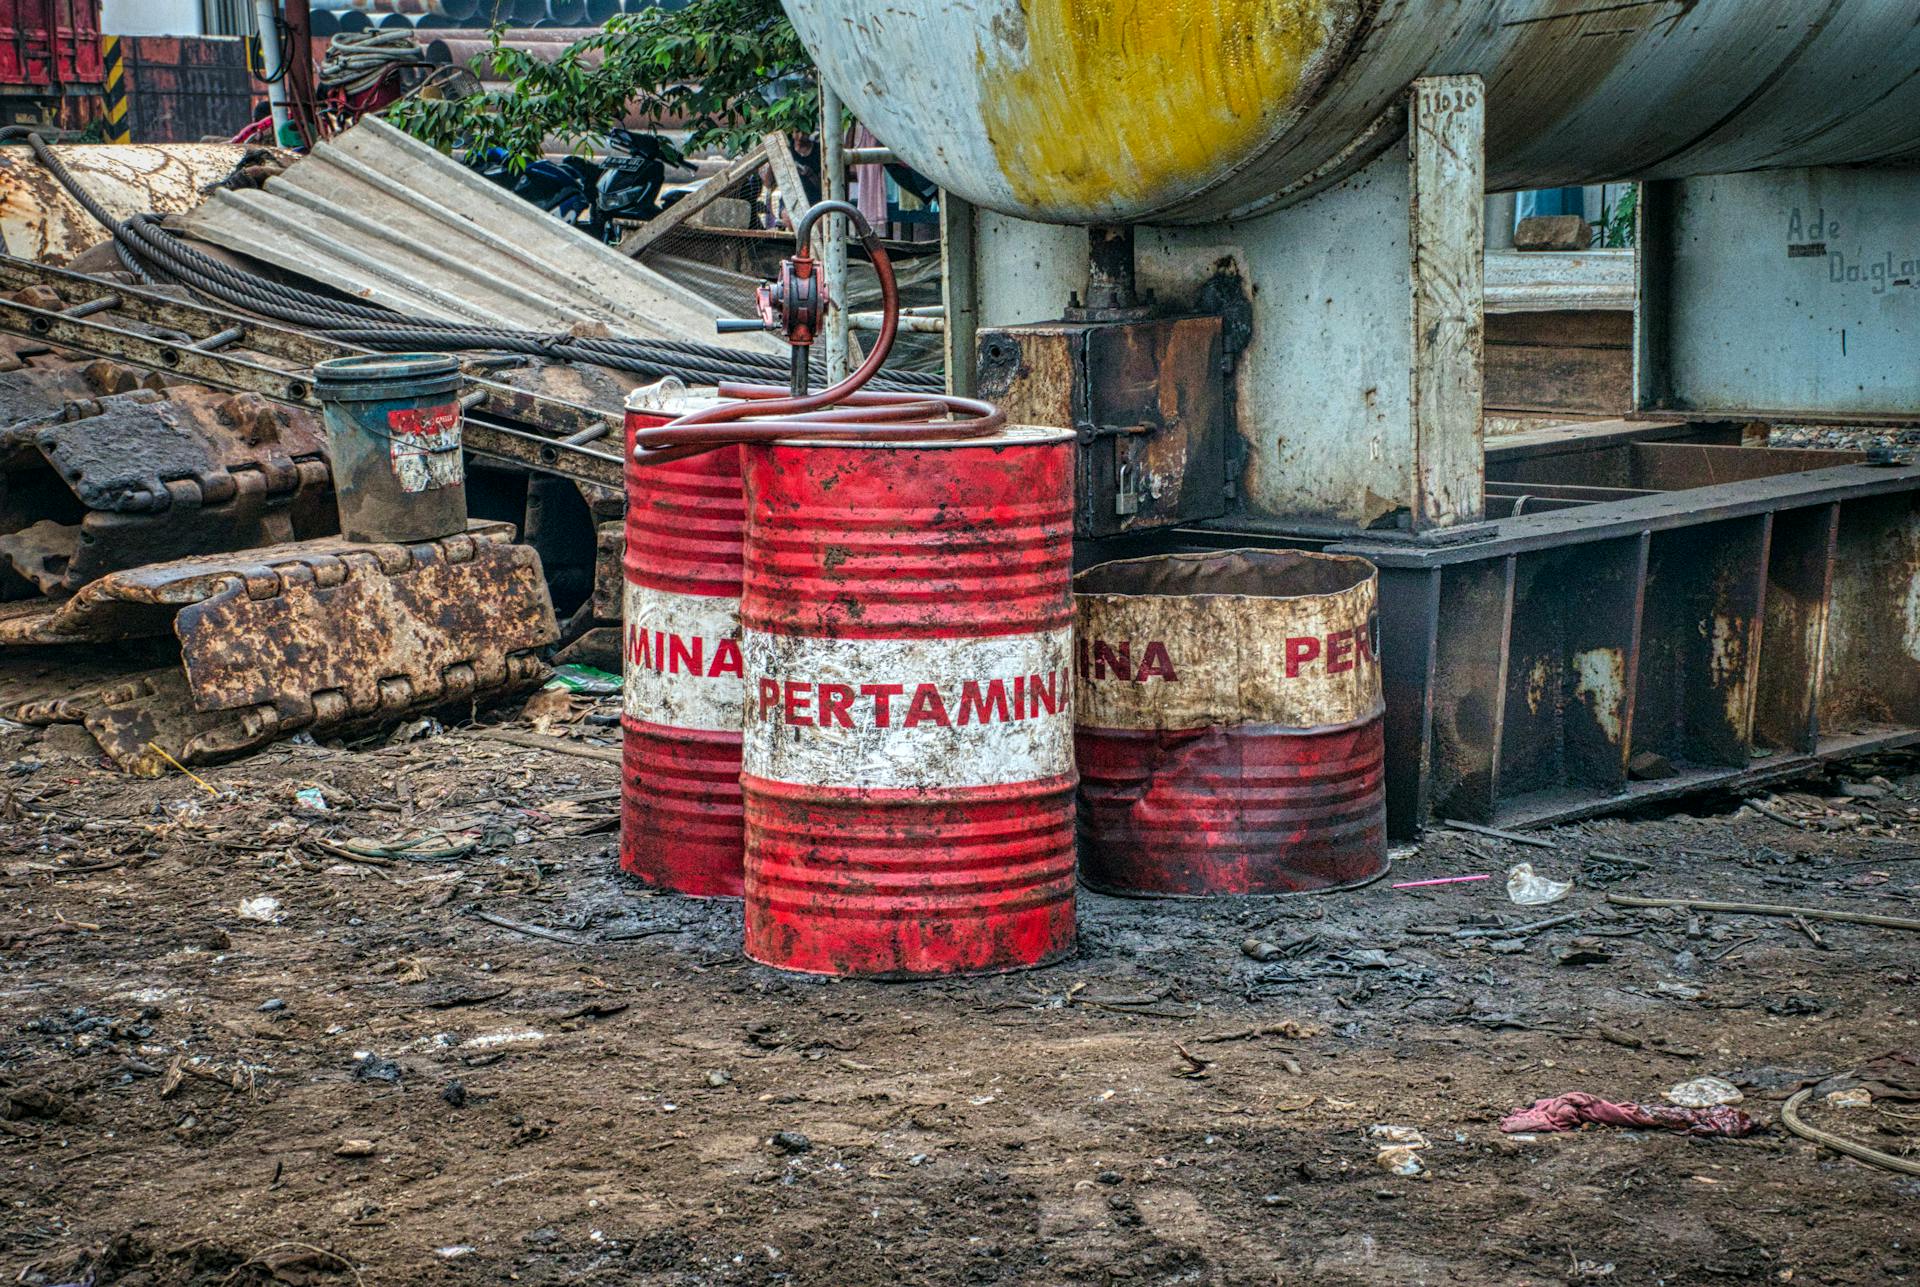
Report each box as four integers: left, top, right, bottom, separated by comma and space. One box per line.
628, 203, 1079, 978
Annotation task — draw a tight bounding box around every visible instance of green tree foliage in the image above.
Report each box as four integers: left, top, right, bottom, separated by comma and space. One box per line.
385, 0, 815, 170
1601, 185, 1638, 249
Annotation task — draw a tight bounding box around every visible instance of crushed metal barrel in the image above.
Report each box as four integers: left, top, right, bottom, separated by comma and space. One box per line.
1073, 549, 1390, 896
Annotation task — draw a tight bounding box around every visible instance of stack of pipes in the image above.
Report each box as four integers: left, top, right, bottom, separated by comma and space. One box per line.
308, 0, 636, 34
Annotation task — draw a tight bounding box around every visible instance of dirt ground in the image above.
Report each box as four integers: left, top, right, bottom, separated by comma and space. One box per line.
4, 704, 1919, 1286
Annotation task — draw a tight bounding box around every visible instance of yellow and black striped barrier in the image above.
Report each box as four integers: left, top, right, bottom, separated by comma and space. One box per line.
101, 35, 129, 143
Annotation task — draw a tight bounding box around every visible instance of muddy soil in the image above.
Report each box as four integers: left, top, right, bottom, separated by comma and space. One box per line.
3, 713, 1918, 1286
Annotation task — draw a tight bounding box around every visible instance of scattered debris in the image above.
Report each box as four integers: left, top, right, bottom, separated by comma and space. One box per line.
545, 664, 622, 697
1555, 943, 1613, 967
235, 895, 282, 924
1375, 1145, 1426, 1177
1608, 893, 1920, 933
1173, 1043, 1213, 1079
1368, 1125, 1431, 1176
1782, 1087, 1920, 1178
1444, 820, 1557, 849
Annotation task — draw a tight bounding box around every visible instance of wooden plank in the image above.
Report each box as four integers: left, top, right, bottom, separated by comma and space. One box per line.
618, 142, 768, 258
763, 131, 810, 236
1486, 309, 1633, 350
1485, 340, 1634, 416
1408, 75, 1486, 531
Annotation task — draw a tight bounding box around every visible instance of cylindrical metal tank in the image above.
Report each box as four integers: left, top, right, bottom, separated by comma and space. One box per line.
1074, 550, 1387, 896
620, 386, 747, 898
784, 0, 1920, 224
739, 426, 1078, 977
311, 354, 467, 544
0, 144, 293, 265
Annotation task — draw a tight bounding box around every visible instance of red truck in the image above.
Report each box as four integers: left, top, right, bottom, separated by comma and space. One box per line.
0, 0, 104, 128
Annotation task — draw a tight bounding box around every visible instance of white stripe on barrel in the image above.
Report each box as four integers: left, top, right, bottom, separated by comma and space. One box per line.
743, 626, 1074, 789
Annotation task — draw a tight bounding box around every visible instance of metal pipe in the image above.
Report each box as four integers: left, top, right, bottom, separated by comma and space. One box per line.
820, 79, 849, 384
310, 0, 478, 15
843, 146, 895, 166
1485, 192, 1517, 251
252, 0, 297, 149
191, 326, 248, 351
849, 312, 944, 333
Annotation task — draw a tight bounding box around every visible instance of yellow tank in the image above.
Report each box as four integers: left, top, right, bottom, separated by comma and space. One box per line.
785, 0, 1920, 225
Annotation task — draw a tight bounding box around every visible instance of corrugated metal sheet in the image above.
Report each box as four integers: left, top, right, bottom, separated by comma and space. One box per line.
176, 116, 777, 352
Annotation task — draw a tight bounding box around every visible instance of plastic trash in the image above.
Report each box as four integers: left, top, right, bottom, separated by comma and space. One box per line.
1665, 1076, 1744, 1108
1507, 862, 1573, 905
543, 664, 622, 696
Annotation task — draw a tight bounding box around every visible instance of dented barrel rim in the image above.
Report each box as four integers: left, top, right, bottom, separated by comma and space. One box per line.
312, 354, 462, 407
1074, 547, 1378, 607
767, 423, 1074, 451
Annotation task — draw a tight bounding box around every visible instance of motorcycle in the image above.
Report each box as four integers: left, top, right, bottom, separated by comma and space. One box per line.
471, 131, 673, 244
590, 129, 672, 242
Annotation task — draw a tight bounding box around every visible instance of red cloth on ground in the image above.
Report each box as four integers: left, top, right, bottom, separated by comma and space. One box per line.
1500, 1091, 1757, 1137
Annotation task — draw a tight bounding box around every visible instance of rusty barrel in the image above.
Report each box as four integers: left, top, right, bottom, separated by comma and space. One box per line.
620, 385, 747, 897
1074, 549, 1388, 896
740, 426, 1078, 977
311, 353, 466, 543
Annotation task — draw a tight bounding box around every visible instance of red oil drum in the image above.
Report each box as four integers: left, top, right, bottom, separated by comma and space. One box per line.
1073, 549, 1388, 896
620, 384, 747, 897
739, 426, 1078, 977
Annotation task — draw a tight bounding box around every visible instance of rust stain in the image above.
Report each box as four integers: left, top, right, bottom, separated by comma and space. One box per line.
976, 0, 1338, 214
1572, 646, 1625, 743
1524, 657, 1550, 717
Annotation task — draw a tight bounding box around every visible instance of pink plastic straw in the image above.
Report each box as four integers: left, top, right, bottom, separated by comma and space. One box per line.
1391, 874, 1491, 890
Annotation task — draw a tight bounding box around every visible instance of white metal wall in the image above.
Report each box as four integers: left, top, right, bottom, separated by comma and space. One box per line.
102, 0, 205, 36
